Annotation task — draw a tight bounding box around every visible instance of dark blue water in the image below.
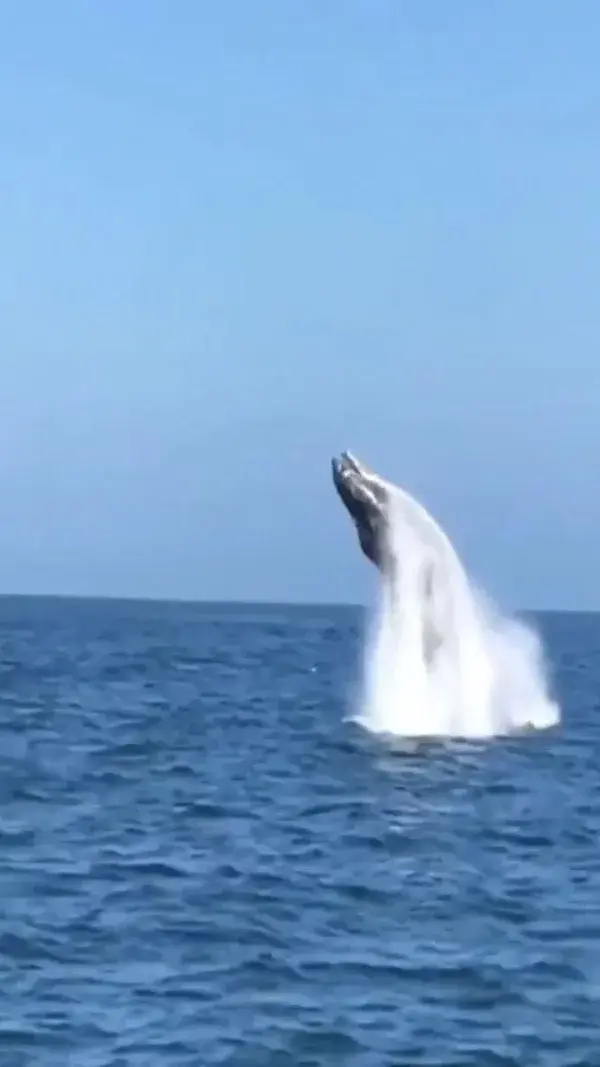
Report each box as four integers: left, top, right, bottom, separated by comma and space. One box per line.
0, 598, 598, 1066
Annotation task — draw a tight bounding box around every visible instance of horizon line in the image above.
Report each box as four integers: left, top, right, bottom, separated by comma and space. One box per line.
0, 591, 595, 615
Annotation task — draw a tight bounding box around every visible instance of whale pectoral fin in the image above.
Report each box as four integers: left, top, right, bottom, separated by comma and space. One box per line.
420, 560, 446, 665
422, 624, 443, 665
423, 561, 435, 603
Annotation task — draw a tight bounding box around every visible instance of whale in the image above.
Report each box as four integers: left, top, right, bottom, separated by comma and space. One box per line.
331, 450, 471, 664
331, 451, 558, 737
331, 450, 464, 574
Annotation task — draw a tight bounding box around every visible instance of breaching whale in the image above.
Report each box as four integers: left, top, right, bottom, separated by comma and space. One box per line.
331, 450, 559, 738
331, 451, 461, 574
331, 450, 469, 663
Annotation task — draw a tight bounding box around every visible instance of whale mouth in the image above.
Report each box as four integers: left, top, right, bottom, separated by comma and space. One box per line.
331, 451, 390, 568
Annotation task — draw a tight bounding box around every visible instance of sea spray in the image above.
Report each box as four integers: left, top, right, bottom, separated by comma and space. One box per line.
356, 493, 560, 739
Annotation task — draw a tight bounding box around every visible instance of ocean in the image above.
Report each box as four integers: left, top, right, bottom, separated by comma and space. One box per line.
0, 596, 597, 1066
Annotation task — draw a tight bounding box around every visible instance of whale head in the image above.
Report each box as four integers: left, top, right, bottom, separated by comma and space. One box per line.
331, 451, 395, 571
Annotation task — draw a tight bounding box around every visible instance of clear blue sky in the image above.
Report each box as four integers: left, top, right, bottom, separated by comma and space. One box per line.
1, 2, 599, 608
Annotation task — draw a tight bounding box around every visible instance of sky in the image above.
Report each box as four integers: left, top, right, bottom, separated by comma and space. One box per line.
1, 2, 600, 608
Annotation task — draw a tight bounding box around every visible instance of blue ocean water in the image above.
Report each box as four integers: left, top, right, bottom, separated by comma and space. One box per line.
0, 597, 598, 1066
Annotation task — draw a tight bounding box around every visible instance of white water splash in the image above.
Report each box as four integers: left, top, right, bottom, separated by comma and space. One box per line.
355, 492, 560, 740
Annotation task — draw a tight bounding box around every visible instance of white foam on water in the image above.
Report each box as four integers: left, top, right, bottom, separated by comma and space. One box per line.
355, 491, 560, 740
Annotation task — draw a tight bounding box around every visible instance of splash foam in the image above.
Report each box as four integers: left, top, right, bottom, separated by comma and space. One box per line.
355, 493, 560, 739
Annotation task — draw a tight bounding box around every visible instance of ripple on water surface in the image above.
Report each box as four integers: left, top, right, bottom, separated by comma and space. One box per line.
0, 598, 598, 1065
